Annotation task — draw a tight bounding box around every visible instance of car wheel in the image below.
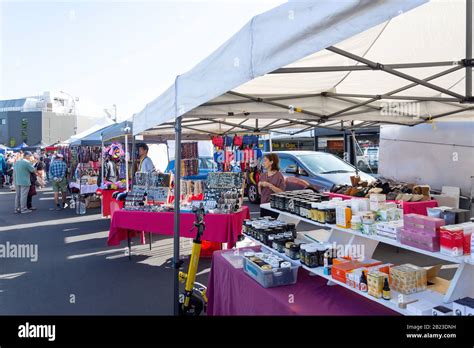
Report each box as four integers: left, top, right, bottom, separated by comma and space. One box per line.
248, 184, 260, 204
357, 160, 366, 169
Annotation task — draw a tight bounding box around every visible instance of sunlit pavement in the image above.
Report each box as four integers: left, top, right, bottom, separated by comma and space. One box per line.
0, 186, 213, 315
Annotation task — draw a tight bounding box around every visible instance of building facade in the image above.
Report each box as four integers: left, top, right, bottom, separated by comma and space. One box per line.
0, 92, 82, 147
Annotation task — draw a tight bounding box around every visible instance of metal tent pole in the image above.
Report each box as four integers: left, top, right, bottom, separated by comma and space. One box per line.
130, 134, 136, 189
173, 116, 182, 316
101, 138, 104, 217
350, 128, 358, 175
124, 134, 129, 191
467, 0, 473, 98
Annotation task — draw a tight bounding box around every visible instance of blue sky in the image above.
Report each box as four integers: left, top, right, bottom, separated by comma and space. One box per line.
0, 0, 285, 120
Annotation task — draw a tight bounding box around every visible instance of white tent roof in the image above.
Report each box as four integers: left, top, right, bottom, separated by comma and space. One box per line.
133, 0, 473, 137
65, 118, 115, 144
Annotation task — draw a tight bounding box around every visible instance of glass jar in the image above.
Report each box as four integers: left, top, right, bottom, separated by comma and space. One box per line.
267, 234, 275, 248
299, 244, 307, 265
270, 194, 276, 209
325, 208, 336, 224
316, 245, 328, 266
286, 223, 296, 238
310, 203, 319, 221
284, 242, 295, 258
272, 237, 280, 250
305, 245, 319, 268
294, 199, 301, 216
300, 201, 309, 218
276, 239, 286, 253
288, 244, 300, 260
318, 207, 327, 224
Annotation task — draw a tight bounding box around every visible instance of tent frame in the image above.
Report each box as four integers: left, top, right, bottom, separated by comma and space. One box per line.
139, 0, 474, 315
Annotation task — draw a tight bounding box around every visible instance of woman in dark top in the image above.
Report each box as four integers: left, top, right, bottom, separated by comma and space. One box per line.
258, 153, 286, 218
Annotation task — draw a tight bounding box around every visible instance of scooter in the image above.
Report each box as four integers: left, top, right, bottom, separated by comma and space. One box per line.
178, 203, 208, 316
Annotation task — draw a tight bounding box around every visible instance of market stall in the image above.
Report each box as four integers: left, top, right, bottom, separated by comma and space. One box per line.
207, 246, 398, 316
68, 123, 118, 213
129, 0, 474, 315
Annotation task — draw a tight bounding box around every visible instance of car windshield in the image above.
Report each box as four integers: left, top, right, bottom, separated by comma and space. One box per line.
296, 153, 355, 175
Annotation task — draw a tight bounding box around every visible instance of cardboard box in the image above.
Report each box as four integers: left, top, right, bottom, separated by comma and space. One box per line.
336, 206, 352, 229
404, 264, 428, 292
390, 265, 419, 294
367, 271, 387, 299
370, 194, 386, 211
444, 208, 471, 224
432, 305, 453, 316
440, 226, 464, 256
332, 259, 382, 284
453, 297, 474, 316
400, 229, 440, 252
406, 299, 437, 315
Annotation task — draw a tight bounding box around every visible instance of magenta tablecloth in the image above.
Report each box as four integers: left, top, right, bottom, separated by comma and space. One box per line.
107, 206, 250, 248
207, 248, 399, 316
327, 193, 438, 216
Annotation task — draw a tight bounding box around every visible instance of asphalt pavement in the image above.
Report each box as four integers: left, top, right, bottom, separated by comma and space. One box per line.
0, 185, 213, 315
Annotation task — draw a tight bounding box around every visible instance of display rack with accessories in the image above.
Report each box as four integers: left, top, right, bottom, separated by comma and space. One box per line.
147, 172, 171, 203
180, 180, 204, 202
124, 172, 147, 210
180, 142, 199, 177
203, 172, 245, 213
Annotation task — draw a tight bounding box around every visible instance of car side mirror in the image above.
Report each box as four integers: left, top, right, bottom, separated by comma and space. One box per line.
298, 168, 308, 176
285, 165, 297, 174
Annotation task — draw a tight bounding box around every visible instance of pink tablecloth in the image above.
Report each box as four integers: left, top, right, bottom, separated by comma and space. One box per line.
327, 193, 438, 216
207, 247, 399, 316
107, 206, 249, 248
101, 189, 125, 217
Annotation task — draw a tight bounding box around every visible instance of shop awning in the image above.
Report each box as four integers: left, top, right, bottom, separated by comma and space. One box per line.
69, 123, 116, 146
133, 0, 473, 137
101, 120, 133, 142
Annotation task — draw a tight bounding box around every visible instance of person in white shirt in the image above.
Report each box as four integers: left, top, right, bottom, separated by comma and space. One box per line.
137, 143, 155, 173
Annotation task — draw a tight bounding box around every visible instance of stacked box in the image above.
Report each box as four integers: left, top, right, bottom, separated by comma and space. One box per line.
440, 225, 464, 256
400, 214, 444, 252
376, 221, 404, 240
390, 264, 427, 294
367, 271, 388, 299
332, 259, 382, 284
369, 194, 386, 211
443, 208, 471, 225
459, 222, 473, 255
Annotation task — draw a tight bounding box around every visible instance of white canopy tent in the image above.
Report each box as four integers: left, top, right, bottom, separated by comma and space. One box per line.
134, 0, 473, 138
131, 0, 473, 315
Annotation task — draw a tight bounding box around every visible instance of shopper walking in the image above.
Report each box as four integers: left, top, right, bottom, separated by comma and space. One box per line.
13, 151, 35, 214
44, 153, 51, 181
49, 153, 68, 210
36, 156, 46, 187
25, 153, 38, 211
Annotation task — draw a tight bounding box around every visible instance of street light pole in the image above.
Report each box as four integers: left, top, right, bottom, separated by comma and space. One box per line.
60, 91, 79, 138
113, 104, 117, 122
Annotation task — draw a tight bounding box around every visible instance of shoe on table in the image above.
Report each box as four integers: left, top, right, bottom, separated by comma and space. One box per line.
21, 209, 33, 214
